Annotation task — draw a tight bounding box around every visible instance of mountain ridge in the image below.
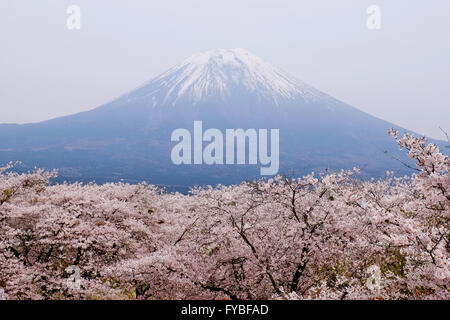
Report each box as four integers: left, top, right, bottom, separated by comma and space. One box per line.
0, 48, 443, 190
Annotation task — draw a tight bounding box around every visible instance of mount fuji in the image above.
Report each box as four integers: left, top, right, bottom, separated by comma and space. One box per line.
0, 49, 427, 190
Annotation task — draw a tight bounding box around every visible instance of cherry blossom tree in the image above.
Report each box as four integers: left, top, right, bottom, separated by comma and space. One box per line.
0, 131, 448, 300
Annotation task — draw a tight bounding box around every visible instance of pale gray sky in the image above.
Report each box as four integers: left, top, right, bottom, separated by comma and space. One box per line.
0, 0, 449, 139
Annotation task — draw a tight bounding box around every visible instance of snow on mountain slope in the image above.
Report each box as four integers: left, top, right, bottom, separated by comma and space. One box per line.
0, 48, 430, 188
120, 48, 328, 107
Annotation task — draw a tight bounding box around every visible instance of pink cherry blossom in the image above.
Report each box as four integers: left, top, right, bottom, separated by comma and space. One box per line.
0, 132, 448, 300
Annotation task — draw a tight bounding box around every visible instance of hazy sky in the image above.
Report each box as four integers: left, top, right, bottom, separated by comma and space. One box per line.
1, 0, 449, 139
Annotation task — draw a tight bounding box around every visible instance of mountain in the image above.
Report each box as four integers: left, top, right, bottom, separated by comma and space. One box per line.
0, 49, 432, 190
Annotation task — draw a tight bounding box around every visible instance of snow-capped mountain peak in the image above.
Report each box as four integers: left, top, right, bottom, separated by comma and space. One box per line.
125, 48, 324, 106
